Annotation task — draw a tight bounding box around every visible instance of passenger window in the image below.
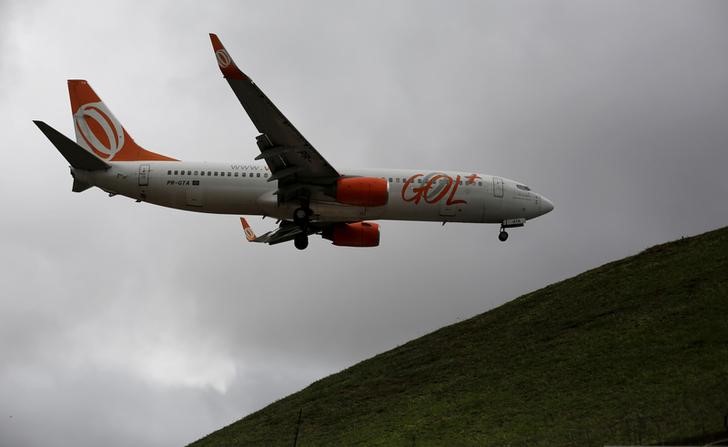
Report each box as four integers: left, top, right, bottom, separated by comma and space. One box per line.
478, 181, 482, 186
242, 172, 246, 177
234, 172, 239, 177
207, 171, 211, 176
167, 170, 171, 175
214, 172, 218, 176
395, 178, 400, 183
227, 172, 231, 177
174, 170, 178, 175
388, 178, 393, 182
200, 171, 205, 176
264, 173, 269, 178
187, 170, 191, 175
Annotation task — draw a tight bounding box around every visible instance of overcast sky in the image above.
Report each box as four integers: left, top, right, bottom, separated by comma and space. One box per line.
1, 1, 727, 446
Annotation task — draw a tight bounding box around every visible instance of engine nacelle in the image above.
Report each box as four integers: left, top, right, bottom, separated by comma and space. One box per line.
324, 222, 380, 247
335, 177, 389, 207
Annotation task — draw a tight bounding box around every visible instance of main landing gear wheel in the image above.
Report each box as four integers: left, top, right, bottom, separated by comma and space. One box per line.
498, 230, 509, 242
294, 234, 309, 250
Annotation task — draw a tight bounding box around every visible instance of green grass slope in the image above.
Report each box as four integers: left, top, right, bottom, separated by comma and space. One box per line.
189, 227, 728, 446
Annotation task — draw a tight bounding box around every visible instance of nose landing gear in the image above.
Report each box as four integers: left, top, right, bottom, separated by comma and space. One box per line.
498, 218, 525, 242
498, 229, 509, 242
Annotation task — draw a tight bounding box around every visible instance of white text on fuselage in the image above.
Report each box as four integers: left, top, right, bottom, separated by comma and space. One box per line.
229, 164, 269, 171
166, 180, 199, 186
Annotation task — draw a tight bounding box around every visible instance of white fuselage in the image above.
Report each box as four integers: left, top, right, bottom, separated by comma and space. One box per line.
74, 161, 553, 224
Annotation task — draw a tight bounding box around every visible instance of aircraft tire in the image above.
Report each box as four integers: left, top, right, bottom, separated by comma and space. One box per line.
294, 234, 309, 250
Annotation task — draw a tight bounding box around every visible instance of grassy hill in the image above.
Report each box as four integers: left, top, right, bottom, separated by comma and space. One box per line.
189, 227, 728, 446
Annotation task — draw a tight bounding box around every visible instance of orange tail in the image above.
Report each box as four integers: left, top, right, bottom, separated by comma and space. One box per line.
68, 80, 176, 162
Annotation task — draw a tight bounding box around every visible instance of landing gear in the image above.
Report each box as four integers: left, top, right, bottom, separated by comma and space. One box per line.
293, 207, 311, 226
498, 229, 509, 242
293, 206, 312, 250
498, 218, 524, 242
294, 234, 309, 250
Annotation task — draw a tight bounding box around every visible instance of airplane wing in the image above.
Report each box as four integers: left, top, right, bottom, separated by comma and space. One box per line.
240, 217, 318, 245
210, 34, 340, 201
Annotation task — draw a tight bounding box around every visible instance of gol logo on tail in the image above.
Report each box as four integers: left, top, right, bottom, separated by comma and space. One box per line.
215, 49, 232, 68
73, 102, 125, 160
401, 173, 467, 205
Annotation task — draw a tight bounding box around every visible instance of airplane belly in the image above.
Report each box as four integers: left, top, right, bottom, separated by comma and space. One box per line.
202, 186, 263, 214
482, 195, 504, 223
85, 165, 137, 197
312, 202, 370, 222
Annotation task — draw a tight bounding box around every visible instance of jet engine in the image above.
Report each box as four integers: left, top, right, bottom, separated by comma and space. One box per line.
335, 177, 388, 207
324, 222, 380, 247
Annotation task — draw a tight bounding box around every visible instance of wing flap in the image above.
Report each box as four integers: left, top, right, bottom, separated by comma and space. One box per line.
254, 145, 303, 161
267, 166, 304, 182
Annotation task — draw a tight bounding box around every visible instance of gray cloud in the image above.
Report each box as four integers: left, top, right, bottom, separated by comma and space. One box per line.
1, 1, 728, 446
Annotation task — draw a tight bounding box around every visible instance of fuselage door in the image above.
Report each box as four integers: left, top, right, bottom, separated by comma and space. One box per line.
139, 164, 150, 186
493, 177, 504, 198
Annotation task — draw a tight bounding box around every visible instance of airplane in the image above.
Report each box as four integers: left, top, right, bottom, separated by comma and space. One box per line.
34, 33, 553, 250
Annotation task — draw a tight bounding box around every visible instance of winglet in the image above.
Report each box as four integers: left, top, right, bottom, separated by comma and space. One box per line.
240, 217, 257, 241
209, 33, 249, 80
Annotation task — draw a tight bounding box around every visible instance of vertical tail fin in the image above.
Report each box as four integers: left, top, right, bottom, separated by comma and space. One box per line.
68, 80, 176, 162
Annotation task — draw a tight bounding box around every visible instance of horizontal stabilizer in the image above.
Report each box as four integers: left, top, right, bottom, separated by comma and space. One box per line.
34, 121, 110, 171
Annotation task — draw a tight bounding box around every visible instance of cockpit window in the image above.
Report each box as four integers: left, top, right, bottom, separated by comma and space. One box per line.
516, 184, 531, 191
